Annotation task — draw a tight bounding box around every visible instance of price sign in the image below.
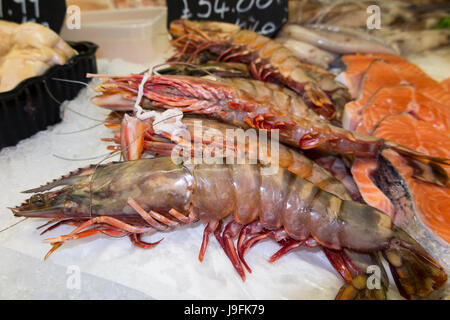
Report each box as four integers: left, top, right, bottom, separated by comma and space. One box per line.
0, 0, 66, 33
166, 0, 288, 38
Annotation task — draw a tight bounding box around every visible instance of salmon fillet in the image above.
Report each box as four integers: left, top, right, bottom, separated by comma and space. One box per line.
356, 85, 450, 135
342, 53, 405, 98
343, 59, 450, 130
342, 53, 448, 99
343, 60, 404, 129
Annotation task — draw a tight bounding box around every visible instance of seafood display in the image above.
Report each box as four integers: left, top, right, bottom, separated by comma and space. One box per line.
2, 1, 450, 301
75, 48, 450, 298
0, 22, 77, 92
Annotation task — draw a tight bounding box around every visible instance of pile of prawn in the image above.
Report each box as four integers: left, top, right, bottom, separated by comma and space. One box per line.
9, 19, 450, 300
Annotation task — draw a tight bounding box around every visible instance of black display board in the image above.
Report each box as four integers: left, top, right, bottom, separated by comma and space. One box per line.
0, 0, 66, 33
166, 0, 288, 38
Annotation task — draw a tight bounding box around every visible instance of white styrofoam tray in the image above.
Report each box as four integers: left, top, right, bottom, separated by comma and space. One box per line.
60, 7, 170, 64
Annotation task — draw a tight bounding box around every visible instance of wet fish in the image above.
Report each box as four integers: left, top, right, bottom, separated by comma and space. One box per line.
278, 24, 399, 55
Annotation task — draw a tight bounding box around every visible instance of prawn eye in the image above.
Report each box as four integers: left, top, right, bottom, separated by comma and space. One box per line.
30, 194, 45, 207
64, 200, 78, 209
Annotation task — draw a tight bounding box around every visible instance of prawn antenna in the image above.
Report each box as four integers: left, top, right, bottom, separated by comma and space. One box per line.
55, 123, 104, 135
43, 79, 105, 122
0, 218, 28, 234
51, 77, 90, 87
52, 152, 117, 162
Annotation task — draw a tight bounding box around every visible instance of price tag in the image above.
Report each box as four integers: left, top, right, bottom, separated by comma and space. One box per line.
0, 0, 66, 33
166, 0, 288, 38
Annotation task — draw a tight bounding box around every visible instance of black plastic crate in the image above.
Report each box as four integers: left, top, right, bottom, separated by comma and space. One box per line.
0, 41, 98, 150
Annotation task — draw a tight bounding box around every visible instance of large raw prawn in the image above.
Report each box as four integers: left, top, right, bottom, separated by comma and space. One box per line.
114, 113, 385, 297
91, 73, 449, 188
168, 19, 349, 120
106, 112, 362, 201
10, 157, 447, 300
